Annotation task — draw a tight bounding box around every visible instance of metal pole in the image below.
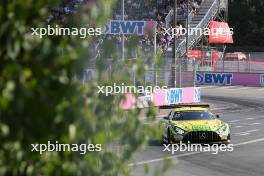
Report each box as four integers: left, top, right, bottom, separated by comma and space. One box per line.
249, 53, 251, 72
121, 0, 125, 60
226, 0, 229, 21
172, 0, 178, 88
133, 72, 136, 86
154, 26, 157, 85
193, 59, 196, 87
211, 50, 213, 70
222, 45, 226, 72
224, 0, 228, 73
183, 0, 189, 88
237, 57, 239, 72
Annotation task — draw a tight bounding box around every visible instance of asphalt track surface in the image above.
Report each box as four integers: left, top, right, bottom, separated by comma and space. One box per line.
131, 86, 264, 176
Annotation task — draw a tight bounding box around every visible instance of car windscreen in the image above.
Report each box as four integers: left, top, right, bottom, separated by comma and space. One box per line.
172, 111, 213, 121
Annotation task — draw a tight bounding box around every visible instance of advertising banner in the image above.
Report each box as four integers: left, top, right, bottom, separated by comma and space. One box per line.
121, 87, 201, 110
187, 50, 204, 59
261, 74, 264, 86
196, 72, 264, 87
209, 21, 234, 44
104, 20, 156, 35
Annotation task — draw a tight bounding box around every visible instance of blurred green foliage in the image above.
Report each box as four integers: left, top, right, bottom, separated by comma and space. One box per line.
229, 0, 264, 47
0, 0, 163, 175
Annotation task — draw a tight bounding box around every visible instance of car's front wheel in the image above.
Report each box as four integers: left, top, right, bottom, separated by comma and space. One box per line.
167, 128, 172, 144
227, 134, 231, 140
222, 134, 231, 144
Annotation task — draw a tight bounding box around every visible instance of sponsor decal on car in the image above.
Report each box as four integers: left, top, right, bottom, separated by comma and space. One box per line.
192, 125, 211, 131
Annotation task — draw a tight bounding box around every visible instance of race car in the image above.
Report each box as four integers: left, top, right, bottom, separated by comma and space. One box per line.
160, 104, 231, 144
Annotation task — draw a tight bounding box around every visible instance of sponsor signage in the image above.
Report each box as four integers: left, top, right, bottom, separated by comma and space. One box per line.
197, 72, 264, 87
143, 90, 152, 102
196, 73, 233, 85
209, 21, 234, 44
104, 20, 156, 35
121, 87, 201, 110
166, 88, 183, 104
194, 87, 201, 103
187, 50, 204, 59
261, 74, 264, 86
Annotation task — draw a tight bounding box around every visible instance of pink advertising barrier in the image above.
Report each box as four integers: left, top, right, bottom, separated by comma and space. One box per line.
121, 87, 201, 110
120, 93, 135, 110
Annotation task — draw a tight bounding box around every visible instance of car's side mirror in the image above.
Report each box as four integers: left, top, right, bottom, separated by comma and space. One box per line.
216, 114, 220, 119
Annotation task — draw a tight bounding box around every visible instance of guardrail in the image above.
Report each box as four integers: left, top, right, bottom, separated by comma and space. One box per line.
213, 61, 264, 73
196, 72, 264, 87
121, 87, 201, 110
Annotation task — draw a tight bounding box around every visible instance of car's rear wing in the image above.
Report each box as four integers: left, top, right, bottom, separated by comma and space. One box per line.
159, 103, 210, 110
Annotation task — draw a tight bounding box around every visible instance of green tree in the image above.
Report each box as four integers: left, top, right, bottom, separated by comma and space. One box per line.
0, 0, 162, 175
229, 0, 264, 48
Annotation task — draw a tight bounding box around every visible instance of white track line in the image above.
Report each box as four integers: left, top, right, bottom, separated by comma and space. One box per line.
228, 120, 241, 123
237, 133, 251, 136
128, 152, 200, 167
234, 138, 264, 146
235, 129, 259, 136
232, 122, 262, 126
249, 122, 261, 126
128, 137, 264, 167
237, 87, 251, 90
234, 126, 243, 128
228, 118, 258, 124
246, 118, 256, 120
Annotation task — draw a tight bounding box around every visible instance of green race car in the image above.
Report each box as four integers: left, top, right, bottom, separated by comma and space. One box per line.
160, 105, 231, 144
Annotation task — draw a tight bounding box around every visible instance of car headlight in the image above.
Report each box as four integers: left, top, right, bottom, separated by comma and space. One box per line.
217, 124, 229, 135
173, 126, 185, 135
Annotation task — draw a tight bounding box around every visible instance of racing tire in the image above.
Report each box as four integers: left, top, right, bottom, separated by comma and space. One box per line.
167, 128, 172, 144
222, 134, 231, 145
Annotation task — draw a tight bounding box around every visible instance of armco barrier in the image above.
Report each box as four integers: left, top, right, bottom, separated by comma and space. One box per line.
121, 87, 201, 110
196, 72, 264, 87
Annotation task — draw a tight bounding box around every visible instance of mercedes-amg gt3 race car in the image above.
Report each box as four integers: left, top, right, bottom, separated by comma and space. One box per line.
160, 105, 231, 144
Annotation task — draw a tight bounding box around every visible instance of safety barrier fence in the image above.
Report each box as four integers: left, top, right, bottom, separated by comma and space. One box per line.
121, 87, 201, 110
196, 71, 264, 87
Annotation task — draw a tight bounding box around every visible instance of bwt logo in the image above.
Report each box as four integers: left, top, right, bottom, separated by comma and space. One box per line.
196, 73, 204, 84
143, 90, 152, 102
105, 21, 145, 35
195, 88, 201, 103
196, 73, 233, 85
166, 88, 183, 104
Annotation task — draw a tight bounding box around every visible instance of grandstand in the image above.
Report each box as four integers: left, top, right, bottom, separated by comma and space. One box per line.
49, 0, 264, 87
